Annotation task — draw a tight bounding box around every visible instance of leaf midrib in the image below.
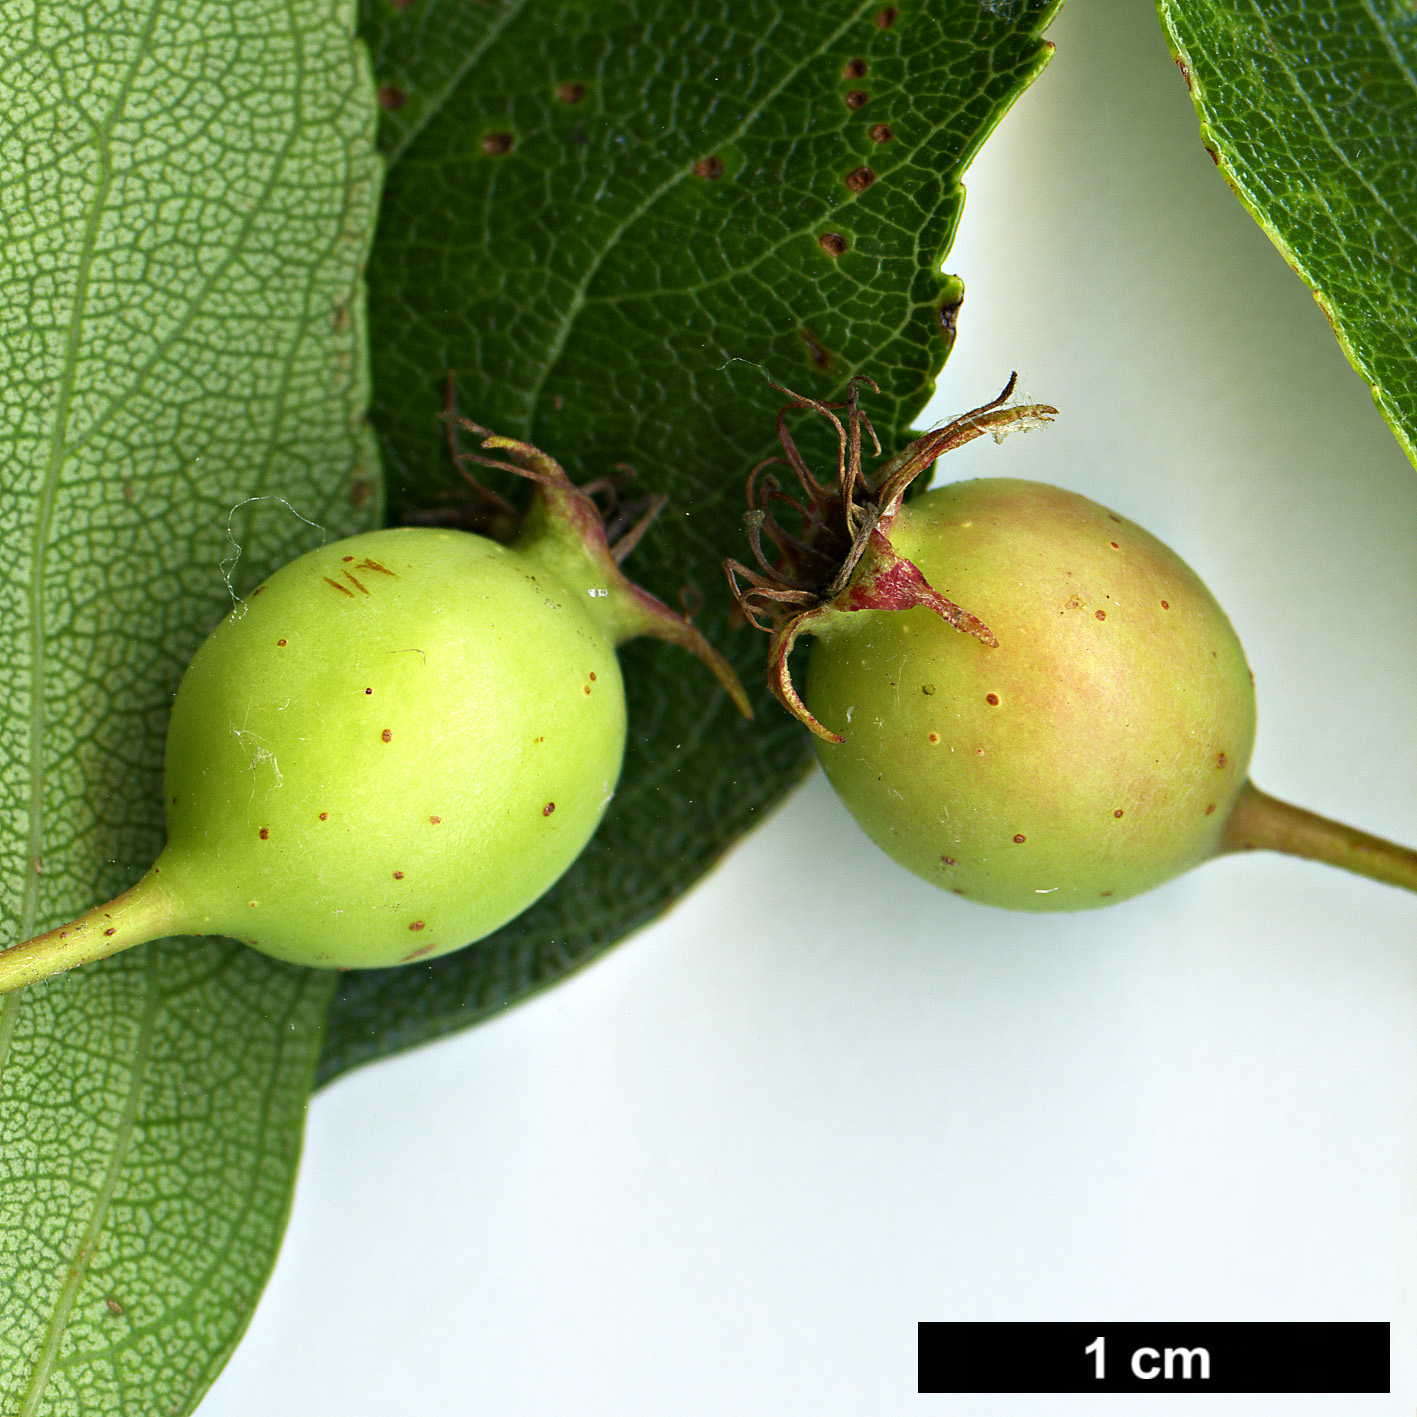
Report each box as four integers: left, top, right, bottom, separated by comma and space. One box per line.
20, 0, 167, 954
15, 954, 160, 1417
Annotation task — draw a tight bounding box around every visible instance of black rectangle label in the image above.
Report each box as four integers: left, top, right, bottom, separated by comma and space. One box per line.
918, 1322, 1389, 1394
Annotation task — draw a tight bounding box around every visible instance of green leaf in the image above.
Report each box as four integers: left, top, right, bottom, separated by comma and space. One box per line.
1155, 0, 1417, 469
319, 0, 1062, 1082
0, 0, 379, 1411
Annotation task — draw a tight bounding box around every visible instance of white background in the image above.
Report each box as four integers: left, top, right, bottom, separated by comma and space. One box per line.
199, 3, 1417, 1414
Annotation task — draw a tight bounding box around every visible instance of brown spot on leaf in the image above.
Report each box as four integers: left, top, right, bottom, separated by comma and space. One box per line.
556, 81, 586, 104
694, 155, 724, 179
798, 326, 833, 370
819, 231, 848, 257
106, 1298, 124, 1317
870, 125, 894, 147
845, 90, 869, 110
377, 85, 407, 111
845, 165, 876, 193
875, 5, 897, 26
481, 131, 514, 156
843, 57, 867, 79
348, 480, 373, 508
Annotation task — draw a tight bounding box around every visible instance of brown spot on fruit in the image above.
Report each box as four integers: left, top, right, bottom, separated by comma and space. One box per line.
985, 693, 1000, 706
845, 166, 876, 193
409, 920, 425, 931
276, 638, 287, 646
927, 732, 939, 744
259, 828, 269, 840
251, 585, 266, 597
875, 5, 897, 26
952, 888, 966, 895
1100, 890, 1114, 897
1217, 752, 1227, 768
403, 943, 435, 961
481, 131, 514, 156
1113, 809, 1124, 818
1109, 541, 1119, 549
364, 687, 372, 695
1160, 600, 1170, 610
869, 123, 893, 143
1095, 610, 1106, 621
1108, 514, 1121, 523
393, 870, 404, 879
942, 855, 957, 866
819, 231, 848, 257
589, 671, 597, 681
694, 155, 724, 179
921, 684, 935, 695
104, 927, 116, 936
1013, 834, 1027, 844
1205, 803, 1216, 816
429, 815, 441, 824
324, 577, 354, 596
543, 802, 556, 816
106, 1298, 124, 1317
355, 558, 396, 577
319, 812, 328, 821
377, 85, 406, 111
843, 57, 867, 79
845, 90, 869, 110
556, 81, 585, 104
381, 729, 393, 743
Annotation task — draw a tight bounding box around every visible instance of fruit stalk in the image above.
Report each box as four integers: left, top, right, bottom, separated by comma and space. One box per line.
0, 872, 185, 993
1222, 781, 1417, 894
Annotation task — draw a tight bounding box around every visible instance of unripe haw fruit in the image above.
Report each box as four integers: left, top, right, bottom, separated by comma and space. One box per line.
0, 428, 749, 991
727, 376, 1417, 909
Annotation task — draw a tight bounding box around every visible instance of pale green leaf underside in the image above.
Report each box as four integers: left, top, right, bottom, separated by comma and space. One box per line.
0, 1, 379, 1412
1157, 0, 1417, 469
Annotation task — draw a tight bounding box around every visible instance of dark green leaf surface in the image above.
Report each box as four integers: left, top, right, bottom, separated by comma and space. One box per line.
320, 0, 1061, 1083
0, 1, 379, 1411
1156, 0, 1417, 469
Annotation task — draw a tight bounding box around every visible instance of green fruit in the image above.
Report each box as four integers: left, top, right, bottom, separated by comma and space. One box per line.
728, 375, 1417, 908
805, 479, 1256, 909
0, 431, 748, 990
161, 526, 625, 967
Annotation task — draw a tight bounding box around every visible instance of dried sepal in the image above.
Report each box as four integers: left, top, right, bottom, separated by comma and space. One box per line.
724, 374, 1055, 738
